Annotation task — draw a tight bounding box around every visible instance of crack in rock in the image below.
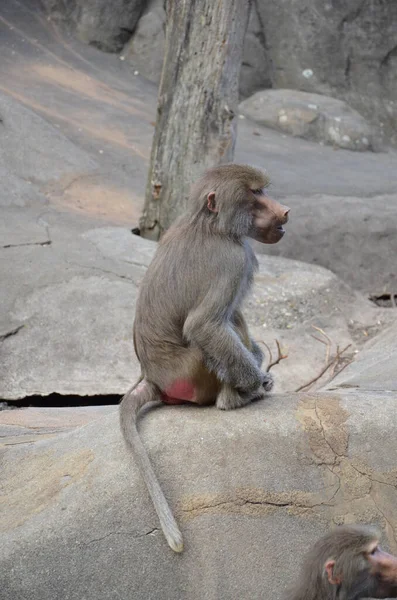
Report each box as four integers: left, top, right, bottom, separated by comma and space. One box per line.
179, 486, 339, 520
85, 528, 159, 546
0, 324, 24, 342
2, 241, 51, 248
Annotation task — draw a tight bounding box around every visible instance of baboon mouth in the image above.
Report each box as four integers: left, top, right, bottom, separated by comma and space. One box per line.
276, 225, 285, 234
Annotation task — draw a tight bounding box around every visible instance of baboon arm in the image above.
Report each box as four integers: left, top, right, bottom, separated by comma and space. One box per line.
183, 280, 263, 393
232, 309, 264, 367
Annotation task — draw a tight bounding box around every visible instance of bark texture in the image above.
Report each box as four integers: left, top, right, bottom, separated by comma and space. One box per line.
140, 0, 251, 239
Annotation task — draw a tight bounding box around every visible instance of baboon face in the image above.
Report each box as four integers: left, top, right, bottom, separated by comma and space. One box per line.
365, 541, 397, 598
250, 187, 290, 244
196, 163, 289, 243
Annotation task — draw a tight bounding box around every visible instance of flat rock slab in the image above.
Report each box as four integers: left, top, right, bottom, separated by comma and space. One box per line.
0, 405, 117, 432
0, 93, 96, 186
2, 390, 397, 600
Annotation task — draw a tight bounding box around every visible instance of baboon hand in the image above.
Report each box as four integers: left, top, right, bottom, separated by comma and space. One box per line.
262, 371, 274, 392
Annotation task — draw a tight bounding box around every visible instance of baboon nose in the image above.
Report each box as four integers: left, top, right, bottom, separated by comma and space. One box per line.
282, 206, 290, 223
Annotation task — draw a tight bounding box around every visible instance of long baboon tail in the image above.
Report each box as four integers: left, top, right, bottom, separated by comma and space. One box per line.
119, 378, 184, 553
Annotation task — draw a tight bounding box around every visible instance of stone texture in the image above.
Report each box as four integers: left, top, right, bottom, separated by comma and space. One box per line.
2, 387, 397, 600
41, 0, 397, 146
43, 0, 145, 52
236, 0, 272, 99
249, 0, 397, 148
2, 222, 378, 399
239, 89, 373, 151
1, 9, 397, 597
0, 93, 96, 187
0, 274, 140, 399
0, 405, 117, 431
258, 192, 397, 295
1, 3, 397, 401
0, 406, 117, 446
123, 0, 166, 83
328, 320, 397, 393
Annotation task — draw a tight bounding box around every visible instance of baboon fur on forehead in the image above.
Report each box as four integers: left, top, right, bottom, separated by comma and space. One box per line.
191, 163, 270, 206
187, 163, 271, 238
318, 525, 378, 564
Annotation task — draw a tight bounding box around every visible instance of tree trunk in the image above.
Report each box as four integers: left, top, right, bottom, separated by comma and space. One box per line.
139, 0, 252, 240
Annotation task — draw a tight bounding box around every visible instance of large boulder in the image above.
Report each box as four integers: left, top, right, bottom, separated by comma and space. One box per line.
2, 386, 397, 599
258, 191, 397, 295
1, 223, 385, 400
42, 0, 146, 51
239, 89, 373, 151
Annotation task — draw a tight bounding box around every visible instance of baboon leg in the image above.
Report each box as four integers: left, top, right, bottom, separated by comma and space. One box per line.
216, 383, 265, 410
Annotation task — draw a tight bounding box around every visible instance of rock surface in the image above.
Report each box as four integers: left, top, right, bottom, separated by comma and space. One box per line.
3, 220, 383, 399
123, 0, 165, 83
1, 5, 397, 598
2, 387, 397, 600
42, 0, 145, 52
1, 1, 397, 399
3, 0, 397, 254
0, 405, 117, 447
43, 0, 397, 147
259, 192, 397, 295
239, 0, 272, 98
239, 89, 373, 151
250, 0, 397, 148
329, 320, 397, 393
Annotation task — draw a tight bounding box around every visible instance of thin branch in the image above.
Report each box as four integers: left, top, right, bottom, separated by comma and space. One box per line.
310, 334, 328, 346
259, 339, 288, 371
295, 344, 352, 392
329, 344, 341, 378
260, 340, 272, 365
311, 325, 331, 363
311, 325, 331, 345
327, 359, 354, 383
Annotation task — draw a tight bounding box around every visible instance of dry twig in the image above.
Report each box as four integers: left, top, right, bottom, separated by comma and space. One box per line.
327, 359, 354, 384
260, 339, 288, 371
311, 325, 331, 363
295, 343, 352, 392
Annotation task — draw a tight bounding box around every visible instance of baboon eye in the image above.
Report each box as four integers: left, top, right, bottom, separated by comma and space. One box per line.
252, 188, 263, 195
370, 546, 379, 555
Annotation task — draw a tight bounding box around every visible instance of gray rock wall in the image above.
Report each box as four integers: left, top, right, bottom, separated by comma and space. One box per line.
42, 0, 146, 51
44, 0, 396, 147
248, 0, 397, 147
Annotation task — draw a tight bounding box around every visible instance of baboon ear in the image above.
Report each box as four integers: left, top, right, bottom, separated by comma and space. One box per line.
207, 192, 218, 213
325, 560, 341, 585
